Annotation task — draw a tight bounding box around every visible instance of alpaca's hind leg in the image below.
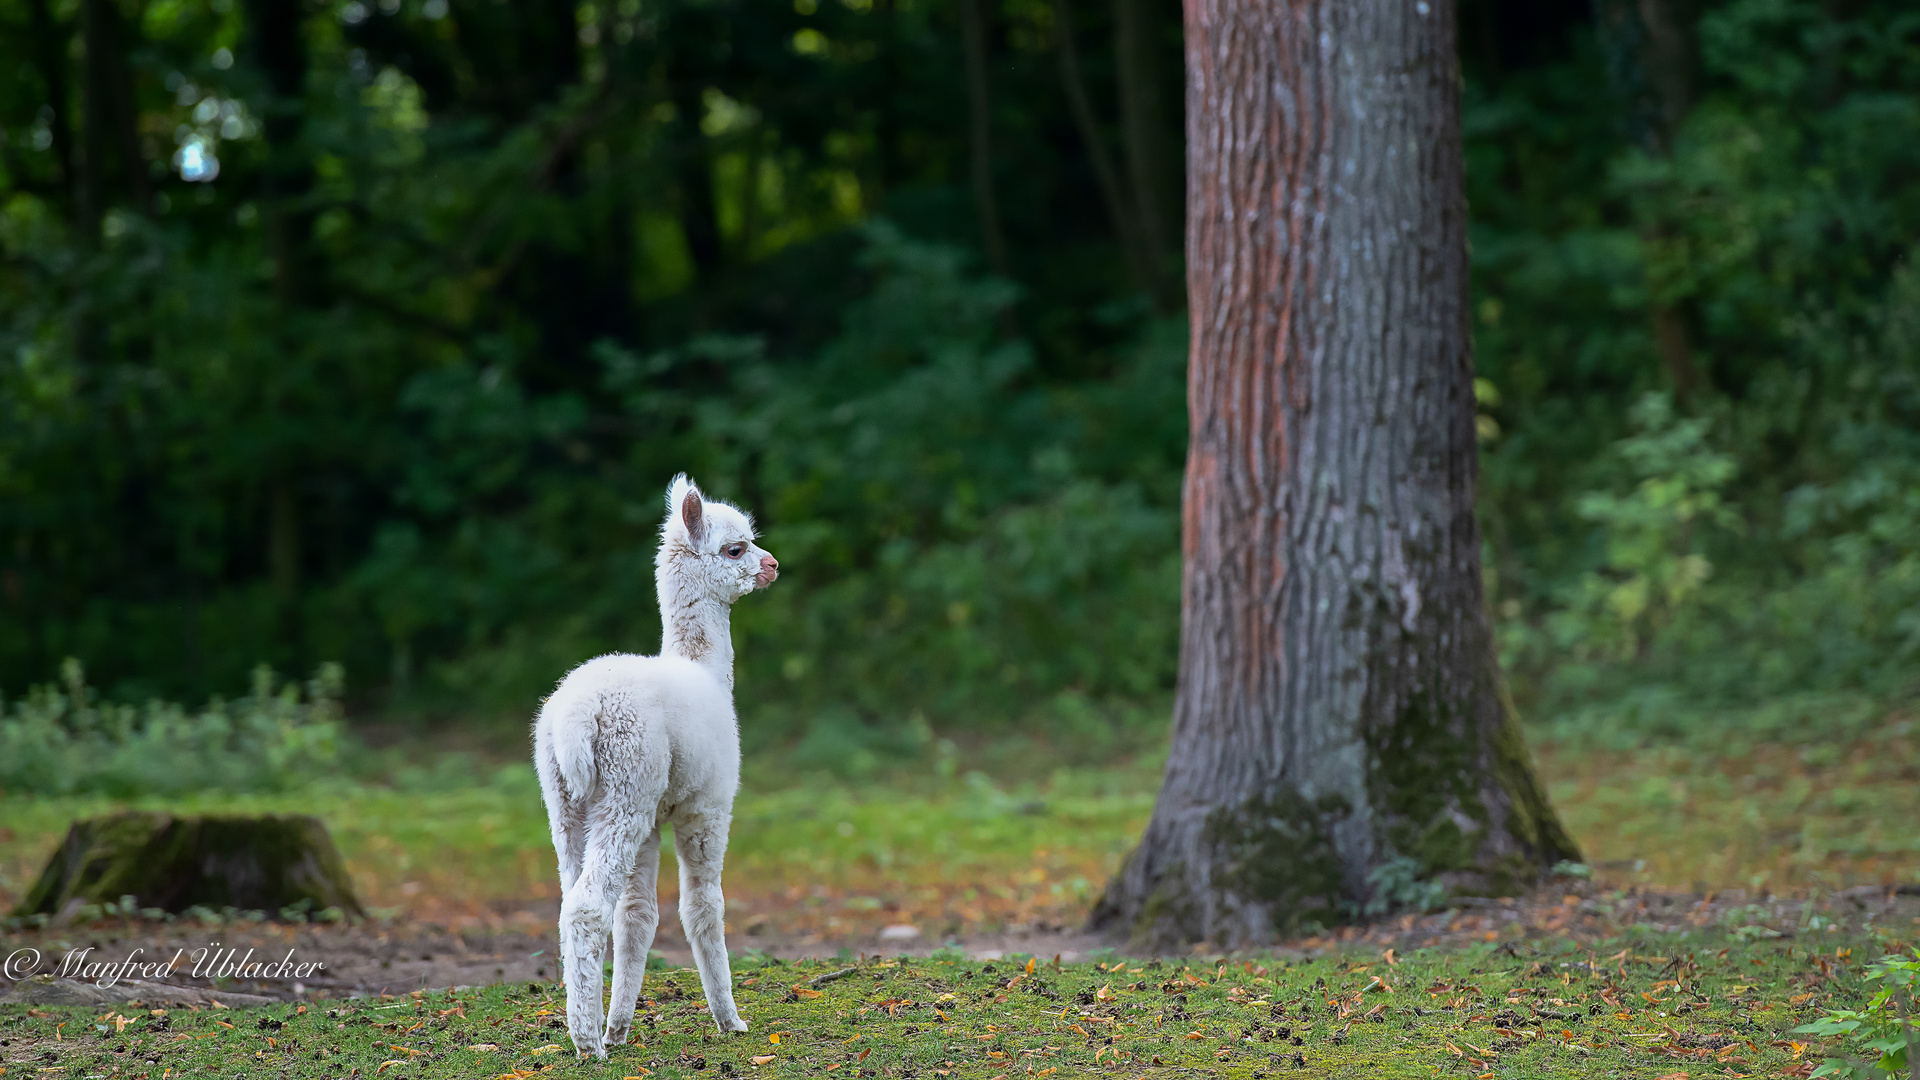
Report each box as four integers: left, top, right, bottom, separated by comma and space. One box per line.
672, 814, 747, 1032
560, 812, 654, 1059
537, 747, 589, 985
603, 826, 662, 1047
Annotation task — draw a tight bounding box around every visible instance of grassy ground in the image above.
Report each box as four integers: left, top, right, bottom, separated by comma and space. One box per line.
0, 762, 1159, 935
4, 930, 1905, 1079
5, 717, 1917, 933
1537, 716, 1920, 894
5, 717, 1919, 1077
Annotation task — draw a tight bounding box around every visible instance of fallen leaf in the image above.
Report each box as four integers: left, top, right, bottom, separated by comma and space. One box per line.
751, 1055, 777, 1065
467, 1043, 500, 1052
529, 1044, 563, 1055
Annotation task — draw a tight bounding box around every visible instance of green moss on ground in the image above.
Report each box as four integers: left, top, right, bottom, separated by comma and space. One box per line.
2, 927, 1886, 1079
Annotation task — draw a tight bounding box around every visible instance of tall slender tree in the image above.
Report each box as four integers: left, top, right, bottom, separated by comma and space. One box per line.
1091, 0, 1577, 947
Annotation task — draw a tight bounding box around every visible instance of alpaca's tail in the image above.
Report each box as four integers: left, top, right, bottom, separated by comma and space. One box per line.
544, 691, 599, 800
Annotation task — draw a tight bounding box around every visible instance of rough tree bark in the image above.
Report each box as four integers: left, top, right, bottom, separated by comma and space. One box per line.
1090, 0, 1577, 948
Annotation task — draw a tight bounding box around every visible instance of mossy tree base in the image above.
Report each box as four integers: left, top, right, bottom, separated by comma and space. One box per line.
14, 812, 364, 920
1090, 0, 1578, 948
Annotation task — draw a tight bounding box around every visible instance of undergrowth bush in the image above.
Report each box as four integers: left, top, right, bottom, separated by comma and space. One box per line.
0, 660, 344, 796
1795, 948, 1920, 1079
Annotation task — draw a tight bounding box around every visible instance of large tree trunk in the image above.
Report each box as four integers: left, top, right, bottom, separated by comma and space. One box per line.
1090, 0, 1577, 948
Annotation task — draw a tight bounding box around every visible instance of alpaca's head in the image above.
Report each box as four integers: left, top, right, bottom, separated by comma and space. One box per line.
657, 474, 779, 603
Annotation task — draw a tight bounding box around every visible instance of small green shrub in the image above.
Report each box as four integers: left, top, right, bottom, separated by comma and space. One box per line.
1794, 949, 1920, 1079
0, 658, 343, 796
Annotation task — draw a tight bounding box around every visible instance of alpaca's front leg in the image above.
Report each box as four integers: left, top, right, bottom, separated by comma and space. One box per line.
673, 818, 747, 1032
604, 827, 662, 1047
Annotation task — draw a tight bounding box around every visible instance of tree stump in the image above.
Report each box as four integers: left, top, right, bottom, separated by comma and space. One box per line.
13, 812, 365, 921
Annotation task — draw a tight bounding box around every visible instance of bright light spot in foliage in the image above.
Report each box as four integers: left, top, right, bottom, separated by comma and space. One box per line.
341, 1, 369, 23
175, 138, 219, 182
423, 0, 448, 18
212, 47, 233, 69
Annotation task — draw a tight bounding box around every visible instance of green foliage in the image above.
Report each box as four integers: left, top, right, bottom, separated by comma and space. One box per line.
0, 660, 343, 797
1475, 1, 1920, 750
1361, 856, 1450, 917
1795, 949, 1920, 1079
1555, 392, 1739, 660
1, 0, 1917, 764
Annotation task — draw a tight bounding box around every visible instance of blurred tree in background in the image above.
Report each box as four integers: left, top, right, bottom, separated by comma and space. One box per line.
0, 0, 1915, 763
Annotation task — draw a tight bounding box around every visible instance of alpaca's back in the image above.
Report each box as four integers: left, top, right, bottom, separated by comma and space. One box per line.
534, 653, 741, 815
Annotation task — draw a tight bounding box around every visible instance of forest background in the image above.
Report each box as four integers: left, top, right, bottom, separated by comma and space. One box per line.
0, 0, 1916, 839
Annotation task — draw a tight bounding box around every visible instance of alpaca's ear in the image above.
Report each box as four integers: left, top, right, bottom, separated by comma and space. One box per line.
681, 488, 706, 546
667, 474, 707, 546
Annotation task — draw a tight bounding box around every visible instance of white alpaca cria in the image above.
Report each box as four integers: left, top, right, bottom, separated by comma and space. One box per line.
532, 475, 778, 1058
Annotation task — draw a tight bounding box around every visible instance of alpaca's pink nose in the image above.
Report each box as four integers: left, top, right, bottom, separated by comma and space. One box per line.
756, 553, 779, 586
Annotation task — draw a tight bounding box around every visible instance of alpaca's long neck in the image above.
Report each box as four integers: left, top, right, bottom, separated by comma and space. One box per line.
659, 589, 735, 691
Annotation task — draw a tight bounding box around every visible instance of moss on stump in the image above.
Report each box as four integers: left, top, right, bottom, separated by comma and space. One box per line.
13, 812, 364, 920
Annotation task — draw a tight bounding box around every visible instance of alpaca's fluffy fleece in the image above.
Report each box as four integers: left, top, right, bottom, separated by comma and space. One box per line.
532, 475, 778, 1058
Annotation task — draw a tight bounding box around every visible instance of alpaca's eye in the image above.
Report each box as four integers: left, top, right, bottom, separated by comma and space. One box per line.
726, 544, 745, 559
